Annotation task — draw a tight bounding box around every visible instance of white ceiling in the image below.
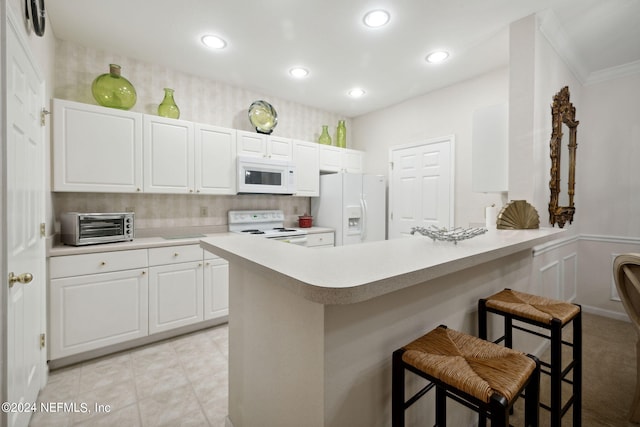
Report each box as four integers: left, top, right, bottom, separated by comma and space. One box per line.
46, 0, 640, 118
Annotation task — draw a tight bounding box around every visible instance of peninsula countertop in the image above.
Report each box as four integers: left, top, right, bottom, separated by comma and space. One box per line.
200, 227, 565, 305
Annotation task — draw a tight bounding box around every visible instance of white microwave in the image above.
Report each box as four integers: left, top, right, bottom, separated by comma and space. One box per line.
237, 156, 296, 195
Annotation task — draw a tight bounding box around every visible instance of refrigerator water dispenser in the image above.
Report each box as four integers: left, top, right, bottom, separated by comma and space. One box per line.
346, 205, 362, 235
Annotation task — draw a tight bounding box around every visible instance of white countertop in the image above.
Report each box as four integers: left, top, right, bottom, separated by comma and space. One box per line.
200, 227, 565, 305
48, 226, 334, 257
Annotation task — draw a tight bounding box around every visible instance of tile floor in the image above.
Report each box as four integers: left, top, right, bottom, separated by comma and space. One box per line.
29, 324, 229, 427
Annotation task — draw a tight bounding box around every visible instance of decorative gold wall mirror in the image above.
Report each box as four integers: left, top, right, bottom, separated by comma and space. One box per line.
549, 86, 579, 228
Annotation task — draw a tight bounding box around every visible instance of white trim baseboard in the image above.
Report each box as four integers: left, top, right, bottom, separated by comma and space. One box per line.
581, 304, 630, 323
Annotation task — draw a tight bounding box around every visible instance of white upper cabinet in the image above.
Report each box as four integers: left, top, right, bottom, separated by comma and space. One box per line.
195, 124, 237, 195
319, 145, 364, 173
292, 140, 319, 196
237, 130, 292, 161
53, 99, 237, 195
143, 115, 195, 193
343, 148, 364, 173
52, 98, 143, 192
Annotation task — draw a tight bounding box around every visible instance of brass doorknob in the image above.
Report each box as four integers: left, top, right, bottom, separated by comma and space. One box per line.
8, 272, 33, 288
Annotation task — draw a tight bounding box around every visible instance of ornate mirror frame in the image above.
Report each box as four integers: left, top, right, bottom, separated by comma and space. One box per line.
549, 86, 579, 228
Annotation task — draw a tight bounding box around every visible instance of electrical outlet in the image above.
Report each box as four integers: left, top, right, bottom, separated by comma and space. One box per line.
200, 206, 208, 217
125, 206, 135, 213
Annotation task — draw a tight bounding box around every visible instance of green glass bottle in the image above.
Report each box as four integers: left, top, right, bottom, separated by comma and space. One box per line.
158, 88, 180, 119
91, 64, 137, 110
336, 120, 346, 148
318, 125, 332, 145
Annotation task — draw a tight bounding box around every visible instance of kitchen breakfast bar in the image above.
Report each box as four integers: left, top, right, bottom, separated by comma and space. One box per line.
200, 228, 564, 427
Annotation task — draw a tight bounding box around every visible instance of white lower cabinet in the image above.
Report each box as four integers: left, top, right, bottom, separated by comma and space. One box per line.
49, 244, 228, 360
204, 254, 229, 320
49, 250, 149, 359
149, 261, 204, 334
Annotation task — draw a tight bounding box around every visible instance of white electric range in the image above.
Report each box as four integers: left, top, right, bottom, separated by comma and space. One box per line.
228, 210, 308, 246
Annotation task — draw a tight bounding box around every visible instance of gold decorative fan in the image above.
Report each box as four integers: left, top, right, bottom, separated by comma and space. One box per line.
496, 200, 540, 229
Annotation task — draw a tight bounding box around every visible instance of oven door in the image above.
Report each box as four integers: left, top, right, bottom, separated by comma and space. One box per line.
237, 157, 296, 195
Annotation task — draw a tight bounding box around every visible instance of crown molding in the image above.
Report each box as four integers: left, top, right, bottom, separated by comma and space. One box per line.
538, 10, 640, 87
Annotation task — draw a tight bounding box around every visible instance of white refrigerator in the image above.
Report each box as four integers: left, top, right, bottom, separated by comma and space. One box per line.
311, 173, 386, 246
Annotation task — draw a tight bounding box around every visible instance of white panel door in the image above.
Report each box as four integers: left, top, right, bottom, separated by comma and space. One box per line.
267, 136, 292, 161
5, 10, 46, 427
204, 257, 229, 320
195, 124, 236, 194
292, 140, 319, 196
149, 262, 204, 334
144, 116, 194, 193
52, 99, 143, 192
389, 136, 454, 238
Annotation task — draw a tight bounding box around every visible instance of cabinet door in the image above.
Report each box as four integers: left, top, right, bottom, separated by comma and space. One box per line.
49, 268, 149, 359
343, 148, 364, 173
268, 136, 293, 161
292, 140, 319, 196
204, 256, 229, 320
144, 115, 195, 193
52, 99, 143, 192
236, 130, 266, 158
148, 261, 204, 334
195, 124, 237, 194
319, 145, 343, 173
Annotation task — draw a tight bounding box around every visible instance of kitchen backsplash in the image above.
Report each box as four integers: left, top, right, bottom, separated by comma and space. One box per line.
52, 193, 310, 232
52, 40, 338, 232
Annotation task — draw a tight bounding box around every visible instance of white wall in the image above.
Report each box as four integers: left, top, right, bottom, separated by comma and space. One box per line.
352, 11, 640, 318
351, 67, 509, 228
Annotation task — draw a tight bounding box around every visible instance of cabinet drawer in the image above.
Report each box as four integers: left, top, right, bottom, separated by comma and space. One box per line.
148, 244, 202, 266
49, 249, 148, 278
307, 232, 334, 247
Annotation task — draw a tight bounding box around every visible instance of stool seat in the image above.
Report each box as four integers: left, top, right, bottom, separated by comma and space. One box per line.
402, 326, 536, 404
393, 325, 540, 426
484, 289, 580, 325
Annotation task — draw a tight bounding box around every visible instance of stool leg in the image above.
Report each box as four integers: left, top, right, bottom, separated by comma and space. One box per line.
550, 318, 562, 427
478, 299, 488, 340
505, 316, 513, 348
525, 356, 541, 427
436, 385, 446, 426
573, 310, 582, 426
392, 349, 405, 427
489, 394, 509, 427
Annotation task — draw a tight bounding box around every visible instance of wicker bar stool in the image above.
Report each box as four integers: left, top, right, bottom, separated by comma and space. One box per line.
392, 325, 540, 427
478, 289, 581, 426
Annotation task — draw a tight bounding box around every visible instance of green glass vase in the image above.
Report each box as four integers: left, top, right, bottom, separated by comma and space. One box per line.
91, 64, 137, 110
158, 88, 180, 119
318, 125, 332, 145
336, 120, 346, 148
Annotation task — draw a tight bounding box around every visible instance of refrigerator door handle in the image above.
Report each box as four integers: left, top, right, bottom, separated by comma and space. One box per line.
361, 197, 368, 241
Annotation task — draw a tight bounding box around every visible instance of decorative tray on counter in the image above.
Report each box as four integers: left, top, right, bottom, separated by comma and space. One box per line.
410, 226, 487, 244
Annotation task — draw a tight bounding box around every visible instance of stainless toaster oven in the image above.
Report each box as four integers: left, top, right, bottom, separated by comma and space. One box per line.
60, 212, 134, 246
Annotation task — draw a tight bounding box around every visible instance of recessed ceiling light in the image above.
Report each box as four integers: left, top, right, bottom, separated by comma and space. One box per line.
363, 10, 390, 28
348, 88, 366, 98
425, 50, 449, 64
201, 35, 227, 49
289, 67, 309, 78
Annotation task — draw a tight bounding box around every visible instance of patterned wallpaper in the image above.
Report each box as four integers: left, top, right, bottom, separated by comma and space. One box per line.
52, 40, 340, 231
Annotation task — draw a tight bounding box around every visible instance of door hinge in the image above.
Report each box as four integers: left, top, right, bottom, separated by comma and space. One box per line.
390, 161, 394, 170
40, 108, 50, 126
390, 212, 393, 220
40, 333, 46, 349
40, 223, 46, 237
